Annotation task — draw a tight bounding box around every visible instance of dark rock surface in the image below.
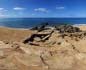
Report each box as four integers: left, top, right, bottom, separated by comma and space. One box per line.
31, 23, 49, 32
55, 24, 82, 33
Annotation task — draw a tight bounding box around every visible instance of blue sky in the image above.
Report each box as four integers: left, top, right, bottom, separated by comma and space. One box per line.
0, 0, 86, 18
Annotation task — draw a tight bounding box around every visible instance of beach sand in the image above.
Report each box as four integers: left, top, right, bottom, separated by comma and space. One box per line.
78, 25, 86, 31
0, 27, 33, 42
0, 25, 86, 70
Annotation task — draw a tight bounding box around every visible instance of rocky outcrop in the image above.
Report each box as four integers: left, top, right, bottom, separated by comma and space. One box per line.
23, 24, 86, 45
31, 23, 49, 32
23, 30, 54, 45
55, 24, 82, 33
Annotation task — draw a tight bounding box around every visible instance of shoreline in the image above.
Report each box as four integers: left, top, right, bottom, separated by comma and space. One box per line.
0, 23, 86, 30
73, 24, 86, 26
0, 23, 85, 32
0, 26, 30, 30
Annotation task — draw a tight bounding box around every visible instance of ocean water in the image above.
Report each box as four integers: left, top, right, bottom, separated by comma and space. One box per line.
0, 18, 86, 28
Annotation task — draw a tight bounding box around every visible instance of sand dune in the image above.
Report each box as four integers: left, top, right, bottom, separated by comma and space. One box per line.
0, 25, 86, 70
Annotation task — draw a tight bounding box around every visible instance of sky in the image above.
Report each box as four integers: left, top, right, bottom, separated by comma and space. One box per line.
0, 0, 86, 18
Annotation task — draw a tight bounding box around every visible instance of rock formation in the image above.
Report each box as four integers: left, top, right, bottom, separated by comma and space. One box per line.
55, 24, 82, 33
31, 22, 49, 32
23, 24, 85, 45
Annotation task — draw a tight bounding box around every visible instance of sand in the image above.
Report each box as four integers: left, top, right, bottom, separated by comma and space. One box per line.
0, 26, 33, 42
78, 25, 86, 31
0, 25, 86, 70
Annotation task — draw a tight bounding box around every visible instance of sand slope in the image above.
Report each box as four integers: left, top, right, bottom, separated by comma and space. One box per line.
0, 26, 86, 70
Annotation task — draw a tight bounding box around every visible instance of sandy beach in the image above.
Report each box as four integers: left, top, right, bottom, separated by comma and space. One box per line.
0, 25, 86, 70
0, 26, 33, 42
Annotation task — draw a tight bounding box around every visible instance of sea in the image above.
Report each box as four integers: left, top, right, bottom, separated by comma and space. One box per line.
0, 18, 86, 28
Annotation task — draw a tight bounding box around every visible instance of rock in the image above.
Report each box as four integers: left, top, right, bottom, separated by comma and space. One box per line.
31, 26, 38, 30
11, 43, 20, 49
23, 33, 49, 44
34, 37, 41, 42
55, 24, 82, 33
23, 31, 54, 45
31, 22, 49, 32
0, 41, 5, 45
24, 24, 85, 46
3, 40, 9, 44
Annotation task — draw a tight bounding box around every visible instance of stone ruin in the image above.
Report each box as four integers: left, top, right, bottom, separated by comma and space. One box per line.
23, 23, 86, 45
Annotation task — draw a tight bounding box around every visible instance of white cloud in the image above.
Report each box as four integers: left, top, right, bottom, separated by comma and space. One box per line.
13, 7, 25, 11
34, 8, 48, 13
0, 8, 8, 12
0, 8, 4, 10
56, 7, 65, 10
0, 8, 8, 18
